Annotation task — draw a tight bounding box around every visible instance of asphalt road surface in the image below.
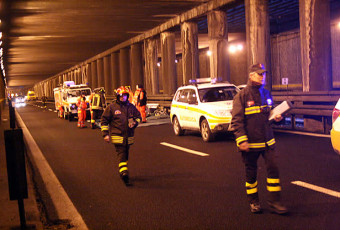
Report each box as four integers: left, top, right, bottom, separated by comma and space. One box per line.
16, 102, 340, 230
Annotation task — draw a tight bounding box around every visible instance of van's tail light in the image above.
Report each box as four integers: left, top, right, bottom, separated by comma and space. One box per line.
332, 108, 340, 124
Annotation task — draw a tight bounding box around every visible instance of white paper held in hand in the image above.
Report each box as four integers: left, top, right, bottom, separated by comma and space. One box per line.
269, 101, 293, 121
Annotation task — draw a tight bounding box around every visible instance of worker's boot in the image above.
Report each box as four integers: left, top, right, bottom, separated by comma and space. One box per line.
268, 192, 288, 215
267, 201, 288, 215
120, 171, 131, 186
250, 202, 262, 214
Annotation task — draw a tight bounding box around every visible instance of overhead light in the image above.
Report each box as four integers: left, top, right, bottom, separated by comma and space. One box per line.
228, 43, 244, 54
207, 50, 212, 56
157, 62, 161, 67
228, 45, 237, 54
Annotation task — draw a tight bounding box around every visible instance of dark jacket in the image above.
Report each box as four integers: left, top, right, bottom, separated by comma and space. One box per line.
138, 89, 147, 107
231, 81, 276, 151
101, 100, 141, 145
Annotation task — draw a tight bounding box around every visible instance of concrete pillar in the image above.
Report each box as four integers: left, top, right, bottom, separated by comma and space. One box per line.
103, 56, 111, 93
87, 63, 92, 88
110, 52, 120, 94
299, 0, 331, 91
96, 58, 104, 88
91, 61, 98, 89
76, 68, 82, 84
161, 31, 177, 95
181, 22, 199, 84
245, 0, 271, 89
119, 48, 130, 86
144, 38, 159, 95
58, 75, 62, 86
130, 43, 144, 91
208, 10, 230, 82
81, 65, 87, 85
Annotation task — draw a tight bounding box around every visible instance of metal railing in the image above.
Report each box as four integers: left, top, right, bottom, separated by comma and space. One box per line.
272, 91, 340, 134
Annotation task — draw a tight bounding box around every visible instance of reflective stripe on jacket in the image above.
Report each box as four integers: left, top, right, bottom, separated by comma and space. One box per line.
231, 81, 276, 151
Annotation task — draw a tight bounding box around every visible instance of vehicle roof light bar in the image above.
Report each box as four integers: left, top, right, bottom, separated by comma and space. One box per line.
189, 77, 221, 85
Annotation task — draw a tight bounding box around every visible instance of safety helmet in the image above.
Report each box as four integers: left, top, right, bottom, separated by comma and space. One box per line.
115, 86, 130, 102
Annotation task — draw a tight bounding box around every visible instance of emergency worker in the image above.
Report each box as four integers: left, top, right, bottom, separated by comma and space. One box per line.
76, 92, 87, 128
58, 105, 64, 118
101, 86, 141, 186
89, 87, 106, 129
41, 94, 47, 108
231, 63, 288, 215
133, 84, 147, 123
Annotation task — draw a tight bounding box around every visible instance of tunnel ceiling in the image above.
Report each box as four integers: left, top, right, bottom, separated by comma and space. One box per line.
1, 0, 339, 89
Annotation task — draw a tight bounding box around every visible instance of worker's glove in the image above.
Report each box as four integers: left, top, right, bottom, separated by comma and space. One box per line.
128, 118, 137, 129
239, 141, 249, 152
104, 135, 110, 143
274, 114, 283, 122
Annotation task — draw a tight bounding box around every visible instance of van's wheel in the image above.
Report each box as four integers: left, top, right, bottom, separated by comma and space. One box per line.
173, 116, 184, 136
68, 114, 73, 122
200, 119, 214, 142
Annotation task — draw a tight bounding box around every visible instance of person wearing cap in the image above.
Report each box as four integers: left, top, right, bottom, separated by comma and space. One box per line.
231, 63, 288, 215
101, 86, 141, 186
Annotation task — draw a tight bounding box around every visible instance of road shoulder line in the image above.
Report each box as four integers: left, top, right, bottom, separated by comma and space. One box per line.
16, 110, 88, 230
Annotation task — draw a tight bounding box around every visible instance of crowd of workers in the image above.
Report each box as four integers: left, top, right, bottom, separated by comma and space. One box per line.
34, 63, 289, 215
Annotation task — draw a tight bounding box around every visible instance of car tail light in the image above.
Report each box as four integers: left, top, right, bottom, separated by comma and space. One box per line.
332, 108, 340, 124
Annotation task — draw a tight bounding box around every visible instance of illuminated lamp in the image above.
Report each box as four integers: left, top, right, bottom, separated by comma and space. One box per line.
207, 50, 212, 56
228, 45, 237, 54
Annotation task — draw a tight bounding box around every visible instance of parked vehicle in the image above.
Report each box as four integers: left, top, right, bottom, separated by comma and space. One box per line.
26, 91, 37, 101
53, 81, 92, 121
331, 98, 340, 155
170, 78, 239, 142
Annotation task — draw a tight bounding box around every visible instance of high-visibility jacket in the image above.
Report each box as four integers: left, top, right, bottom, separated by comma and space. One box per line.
231, 81, 276, 151
101, 100, 141, 145
133, 88, 147, 106
76, 96, 87, 110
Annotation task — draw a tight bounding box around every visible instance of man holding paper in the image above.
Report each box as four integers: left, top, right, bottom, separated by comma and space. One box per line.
231, 63, 288, 215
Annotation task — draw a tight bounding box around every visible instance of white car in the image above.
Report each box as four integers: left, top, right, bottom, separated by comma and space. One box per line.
331, 98, 340, 155
170, 78, 239, 142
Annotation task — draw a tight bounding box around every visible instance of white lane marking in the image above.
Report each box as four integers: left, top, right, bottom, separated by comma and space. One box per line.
275, 129, 330, 138
15, 111, 89, 229
48, 109, 53, 111
160, 142, 209, 157
292, 181, 340, 198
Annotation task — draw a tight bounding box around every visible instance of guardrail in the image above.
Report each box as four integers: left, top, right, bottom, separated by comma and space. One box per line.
272, 91, 340, 134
